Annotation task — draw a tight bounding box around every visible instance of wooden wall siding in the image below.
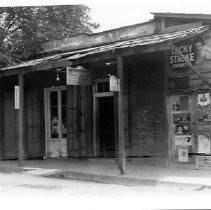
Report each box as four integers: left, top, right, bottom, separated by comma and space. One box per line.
0, 92, 4, 158
67, 85, 92, 157
3, 92, 18, 158
123, 70, 131, 156
129, 55, 165, 157
25, 90, 43, 158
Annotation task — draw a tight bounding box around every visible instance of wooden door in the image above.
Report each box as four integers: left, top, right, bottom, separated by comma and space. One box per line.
45, 87, 67, 158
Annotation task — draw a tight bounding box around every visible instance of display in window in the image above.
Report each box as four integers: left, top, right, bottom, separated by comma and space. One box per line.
198, 134, 211, 154
173, 113, 190, 124
178, 146, 189, 162
175, 124, 190, 135
51, 116, 59, 138
174, 135, 192, 146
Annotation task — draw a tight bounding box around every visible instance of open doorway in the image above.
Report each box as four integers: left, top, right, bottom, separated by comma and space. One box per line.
99, 96, 115, 157
94, 93, 117, 158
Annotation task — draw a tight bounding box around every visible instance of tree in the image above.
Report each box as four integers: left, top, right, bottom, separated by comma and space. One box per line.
0, 5, 99, 62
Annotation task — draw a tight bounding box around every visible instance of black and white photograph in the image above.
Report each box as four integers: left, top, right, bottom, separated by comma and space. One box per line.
2, 0, 211, 210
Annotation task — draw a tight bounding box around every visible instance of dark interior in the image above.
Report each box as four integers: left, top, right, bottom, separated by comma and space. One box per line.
98, 96, 116, 157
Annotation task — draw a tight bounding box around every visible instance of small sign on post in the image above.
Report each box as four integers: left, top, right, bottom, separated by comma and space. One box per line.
66, 66, 92, 86
14, 86, 20, 109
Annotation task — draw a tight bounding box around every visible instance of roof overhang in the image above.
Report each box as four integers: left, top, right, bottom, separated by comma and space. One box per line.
0, 25, 209, 76
152, 12, 211, 20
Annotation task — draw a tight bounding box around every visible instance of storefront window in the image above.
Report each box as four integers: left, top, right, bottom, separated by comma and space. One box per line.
50, 91, 59, 138
61, 90, 67, 138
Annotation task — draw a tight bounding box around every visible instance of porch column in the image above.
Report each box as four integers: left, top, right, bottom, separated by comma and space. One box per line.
117, 54, 126, 175
18, 70, 24, 167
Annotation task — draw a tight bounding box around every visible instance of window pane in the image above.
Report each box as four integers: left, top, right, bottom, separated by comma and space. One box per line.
50, 91, 58, 106
51, 107, 58, 138
61, 90, 66, 106
62, 106, 67, 138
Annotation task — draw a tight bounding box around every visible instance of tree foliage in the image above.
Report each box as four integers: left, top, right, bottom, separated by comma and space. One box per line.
0, 5, 99, 61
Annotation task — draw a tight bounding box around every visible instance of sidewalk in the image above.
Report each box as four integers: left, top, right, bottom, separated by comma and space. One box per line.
0, 158, 211, 188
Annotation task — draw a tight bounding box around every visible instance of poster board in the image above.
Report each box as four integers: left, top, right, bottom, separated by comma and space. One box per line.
178, 146, 189, 162
174, 135, 192, 146
14, 86, 19, 109
198, 134, 211, 154
66, 66, 92, 86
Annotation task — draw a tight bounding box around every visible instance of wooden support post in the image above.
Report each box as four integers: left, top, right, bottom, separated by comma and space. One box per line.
117, 54, 126, 175
18, 70, 24, 167
168, 43, 211, 88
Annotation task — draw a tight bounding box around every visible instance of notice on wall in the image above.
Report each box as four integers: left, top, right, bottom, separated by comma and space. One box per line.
66, 66, 92, 86
197, 93, 211, 106
197, 93, 211, 122
175, 135, 192, 146
178, 146, 189, 162
175, 124, 190, 135
173, 113, 190, 124
14, 86, 20, 109
198, 134, 211, 154
109, 75, 120, 92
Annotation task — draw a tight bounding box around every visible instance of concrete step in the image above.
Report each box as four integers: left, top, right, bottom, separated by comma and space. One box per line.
43, 169, 211, 189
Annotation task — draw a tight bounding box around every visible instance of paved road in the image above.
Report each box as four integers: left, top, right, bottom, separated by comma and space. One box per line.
0, 172, 211, 210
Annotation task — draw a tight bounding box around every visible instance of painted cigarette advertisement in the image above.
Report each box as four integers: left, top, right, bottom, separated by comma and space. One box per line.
168, 34, 211, 75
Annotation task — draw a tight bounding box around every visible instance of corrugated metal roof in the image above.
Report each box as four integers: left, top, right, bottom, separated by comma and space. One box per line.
64, 25, 209, 60
1, 25, 209, 71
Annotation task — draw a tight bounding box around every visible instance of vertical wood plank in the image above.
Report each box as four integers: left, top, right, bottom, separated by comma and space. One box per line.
117, 54, 126, 174
0, 91, 4, 158
123, 69, 130, 157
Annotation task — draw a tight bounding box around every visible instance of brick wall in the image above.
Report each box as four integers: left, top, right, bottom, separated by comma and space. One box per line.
128, 53, 166, 156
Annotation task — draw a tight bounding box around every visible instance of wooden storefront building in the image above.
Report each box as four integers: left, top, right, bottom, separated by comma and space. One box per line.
1, 13, 211, 170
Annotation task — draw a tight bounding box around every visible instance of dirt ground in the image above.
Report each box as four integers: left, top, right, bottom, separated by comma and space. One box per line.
0, 172, 211, 210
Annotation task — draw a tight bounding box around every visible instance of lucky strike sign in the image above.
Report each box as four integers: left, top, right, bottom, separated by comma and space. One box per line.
169, 42, 195, 73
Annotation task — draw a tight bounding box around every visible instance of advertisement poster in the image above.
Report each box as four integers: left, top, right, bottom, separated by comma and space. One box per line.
173, 113, 190, 124
175, 124, 190, 135
168, 41, 194, 74
197, 93, 211, 122
197, 93, 210, 106
174, 135, 192, 146
198, 134, 211, 154
168, 35, 211, 75
178, 146, 189, 162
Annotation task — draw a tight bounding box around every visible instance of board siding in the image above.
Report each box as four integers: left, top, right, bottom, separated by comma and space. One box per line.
67, 85, 92, 158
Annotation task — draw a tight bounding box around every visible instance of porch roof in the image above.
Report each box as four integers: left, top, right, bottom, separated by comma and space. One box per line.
0, 25, 209, 73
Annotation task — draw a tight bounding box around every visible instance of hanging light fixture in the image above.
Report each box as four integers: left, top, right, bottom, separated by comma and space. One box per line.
56, 69, 60, 81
